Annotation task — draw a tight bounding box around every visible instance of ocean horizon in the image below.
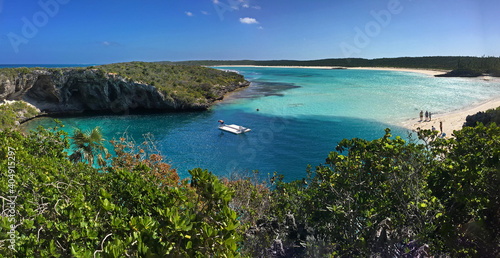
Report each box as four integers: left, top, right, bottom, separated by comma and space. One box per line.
22, 66, 500, 181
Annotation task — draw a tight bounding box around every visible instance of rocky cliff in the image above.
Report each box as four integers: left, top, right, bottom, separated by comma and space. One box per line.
0, 67, 250, 115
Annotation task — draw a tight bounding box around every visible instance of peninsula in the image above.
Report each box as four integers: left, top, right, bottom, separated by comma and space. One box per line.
0, 62, 249, 116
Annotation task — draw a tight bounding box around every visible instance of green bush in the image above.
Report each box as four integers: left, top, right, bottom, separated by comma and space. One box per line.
426, 123, 500, 256
0, 101, 39, 131
259, 126, 500, 256
0, 105, 18, 130
0, 125, 241, 257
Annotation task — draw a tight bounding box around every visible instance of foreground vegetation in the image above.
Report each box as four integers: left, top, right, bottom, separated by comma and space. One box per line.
1, 123, 241, 257
0, 101, 39, 131
1, 117, 499, 256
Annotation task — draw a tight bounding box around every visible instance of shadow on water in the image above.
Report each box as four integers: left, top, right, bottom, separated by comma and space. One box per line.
225, 81, 301, 100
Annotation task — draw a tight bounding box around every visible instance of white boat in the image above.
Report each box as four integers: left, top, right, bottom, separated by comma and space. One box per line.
219, 124, 251, 134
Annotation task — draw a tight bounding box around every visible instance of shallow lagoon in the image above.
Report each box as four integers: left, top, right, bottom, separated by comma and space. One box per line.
25, 67, 500, 180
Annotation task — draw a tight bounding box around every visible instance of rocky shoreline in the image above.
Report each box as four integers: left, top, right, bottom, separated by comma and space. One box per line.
0, 67, 250, 118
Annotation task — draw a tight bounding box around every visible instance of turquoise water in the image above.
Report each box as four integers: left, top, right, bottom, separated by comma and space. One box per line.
24, 67, 500, 180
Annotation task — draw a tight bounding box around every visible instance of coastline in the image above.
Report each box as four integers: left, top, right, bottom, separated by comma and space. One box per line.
211, 65, 448, 76
213, 65, 500, 137
400, 97, 500, 137
347, 67, 447, 76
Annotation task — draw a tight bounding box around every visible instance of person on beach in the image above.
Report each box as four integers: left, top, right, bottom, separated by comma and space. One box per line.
420, 110, 423, 121
440, 121, 443, 134
429, 112, 432, 121
425, 111, 428, 121
432, 125, 436, 131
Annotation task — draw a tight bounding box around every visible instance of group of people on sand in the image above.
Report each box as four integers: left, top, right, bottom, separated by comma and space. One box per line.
420, 110, 445, 137
419, 110, 432, 121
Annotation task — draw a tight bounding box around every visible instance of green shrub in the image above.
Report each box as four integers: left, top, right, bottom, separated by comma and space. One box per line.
259, 126, 500, 256
0, 101, 40, 131
0, 125, 242, 257
0, 105, 18, 130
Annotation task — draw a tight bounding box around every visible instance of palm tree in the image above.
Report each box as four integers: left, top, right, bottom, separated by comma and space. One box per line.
69, 126, 109, 167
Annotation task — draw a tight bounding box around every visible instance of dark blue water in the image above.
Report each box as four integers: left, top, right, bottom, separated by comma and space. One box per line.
24, 108, 408, 181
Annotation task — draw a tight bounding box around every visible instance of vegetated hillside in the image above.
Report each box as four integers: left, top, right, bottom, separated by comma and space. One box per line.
0, 101, 39, 130
0, 62, 249, 115
95, 62, 247, 102
167, 56, 500, 76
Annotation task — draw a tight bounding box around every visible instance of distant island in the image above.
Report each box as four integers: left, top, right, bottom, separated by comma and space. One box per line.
164, 56, 500, 77
0, 62, 249, 117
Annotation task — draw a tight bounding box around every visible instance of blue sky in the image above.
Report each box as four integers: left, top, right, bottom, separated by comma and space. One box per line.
0, 0, 499, 64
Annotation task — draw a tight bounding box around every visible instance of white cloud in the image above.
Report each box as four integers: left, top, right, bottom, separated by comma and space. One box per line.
252, 5, 261, 10
201, 10, 209, 15
239, 17, 259, 24
213, 0, 219, 4
100, 41, 120, 47
242, 4, 249, 8
258, 26, 263, 30
185, 11, 193, 16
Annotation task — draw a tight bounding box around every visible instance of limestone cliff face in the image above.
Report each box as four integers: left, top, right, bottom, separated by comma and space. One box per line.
0, 69, 249, 114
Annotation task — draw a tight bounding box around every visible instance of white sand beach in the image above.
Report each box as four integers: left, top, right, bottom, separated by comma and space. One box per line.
400, 97, 500, 137
347, 67, 447, 76
212, 65, 449, 76
211, 65, 346, 70
214, 65, 500, 137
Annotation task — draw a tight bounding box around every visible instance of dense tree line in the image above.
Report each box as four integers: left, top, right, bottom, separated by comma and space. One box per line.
169, 56, 500, 76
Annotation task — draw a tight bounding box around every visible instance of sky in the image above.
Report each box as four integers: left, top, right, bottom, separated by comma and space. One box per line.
0, 0, 499, 64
